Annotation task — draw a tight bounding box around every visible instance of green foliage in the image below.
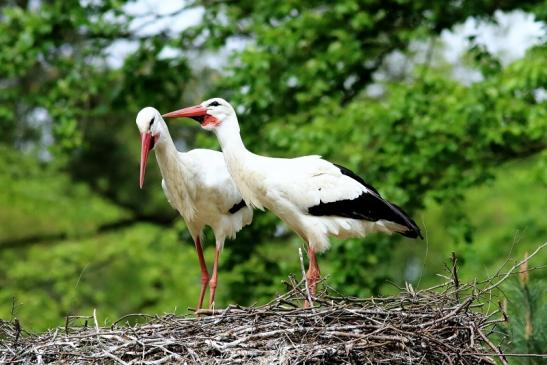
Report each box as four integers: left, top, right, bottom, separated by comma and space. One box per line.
187, 0, 544, 124
390, 156, 547, 289
0, 146, 128, 243
0, 223, 204, 330
501, 276, 547, 364
0, 0, 129, 148
0, 0, 200, 217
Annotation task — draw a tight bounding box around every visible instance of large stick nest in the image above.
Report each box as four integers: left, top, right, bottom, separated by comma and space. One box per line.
1, 274, 511, 365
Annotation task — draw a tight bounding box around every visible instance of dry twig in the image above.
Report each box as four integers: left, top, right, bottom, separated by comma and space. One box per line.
2, 243, 545, 364
0, 283, 514, 364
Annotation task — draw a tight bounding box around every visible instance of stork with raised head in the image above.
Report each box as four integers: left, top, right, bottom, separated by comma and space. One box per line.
136, 107, 253, 310
163, 99, 422, 305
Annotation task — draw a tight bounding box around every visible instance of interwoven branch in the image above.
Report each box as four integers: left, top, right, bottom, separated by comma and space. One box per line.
1, 243, 545, 364
0, 283, 511, 364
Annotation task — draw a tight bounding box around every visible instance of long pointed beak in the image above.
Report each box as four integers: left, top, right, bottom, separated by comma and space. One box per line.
139, 132, 152, 189
162, 105, 207, 119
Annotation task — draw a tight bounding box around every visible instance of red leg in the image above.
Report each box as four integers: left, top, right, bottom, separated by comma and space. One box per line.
194, 237, 209, 310
208, 246, 221, 310
305, 245, 321, 308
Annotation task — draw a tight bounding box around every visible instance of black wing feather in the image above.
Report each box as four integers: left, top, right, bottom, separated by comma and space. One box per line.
228, 200, 247, 214
333, 164, 380, 195
308, 164, 423, 239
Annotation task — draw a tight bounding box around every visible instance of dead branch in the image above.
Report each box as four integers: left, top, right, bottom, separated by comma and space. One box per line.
2, 243, 546, 364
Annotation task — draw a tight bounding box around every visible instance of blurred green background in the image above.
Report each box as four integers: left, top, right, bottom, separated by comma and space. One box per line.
0, 0, 546, 359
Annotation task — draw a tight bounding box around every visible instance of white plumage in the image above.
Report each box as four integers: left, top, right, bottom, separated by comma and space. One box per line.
163, 99, 422, 306
159, 149, 251, 242
221, 147, 414, 252
136, 107, 252, 309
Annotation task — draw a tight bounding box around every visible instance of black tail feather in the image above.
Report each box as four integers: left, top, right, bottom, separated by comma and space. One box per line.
307, 163, 423, 240
385, 201, 423, 239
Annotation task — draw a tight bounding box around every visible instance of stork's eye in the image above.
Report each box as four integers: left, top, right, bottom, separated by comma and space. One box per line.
149, 117, 155, 127
208, 101, 220, 107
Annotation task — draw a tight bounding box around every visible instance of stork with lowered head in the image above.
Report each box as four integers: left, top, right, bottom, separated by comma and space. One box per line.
136, 107, 253, 310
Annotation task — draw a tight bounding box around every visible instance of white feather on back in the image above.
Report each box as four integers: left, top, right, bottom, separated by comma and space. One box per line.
248, 154, 368, 213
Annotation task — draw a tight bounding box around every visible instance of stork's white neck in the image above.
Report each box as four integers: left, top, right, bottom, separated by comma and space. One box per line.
154, 122, 178, 171
214, 114, 248, 155
153, 120, 196, 218
213, 114, 266, 209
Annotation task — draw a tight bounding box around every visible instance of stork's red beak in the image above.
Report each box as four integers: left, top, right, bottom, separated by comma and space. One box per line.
163, 104, 219, 127
162, 105, 207, 120
139, 132, 152, 189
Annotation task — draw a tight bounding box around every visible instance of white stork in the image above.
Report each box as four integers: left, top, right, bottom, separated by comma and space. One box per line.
163, 99, 422, 305
136, 107, 253, 309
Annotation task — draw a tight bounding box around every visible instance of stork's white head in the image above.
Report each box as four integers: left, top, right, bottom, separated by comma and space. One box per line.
162, 98, 238, 132
136, 107, 164, 189
136, 106, 163, 137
